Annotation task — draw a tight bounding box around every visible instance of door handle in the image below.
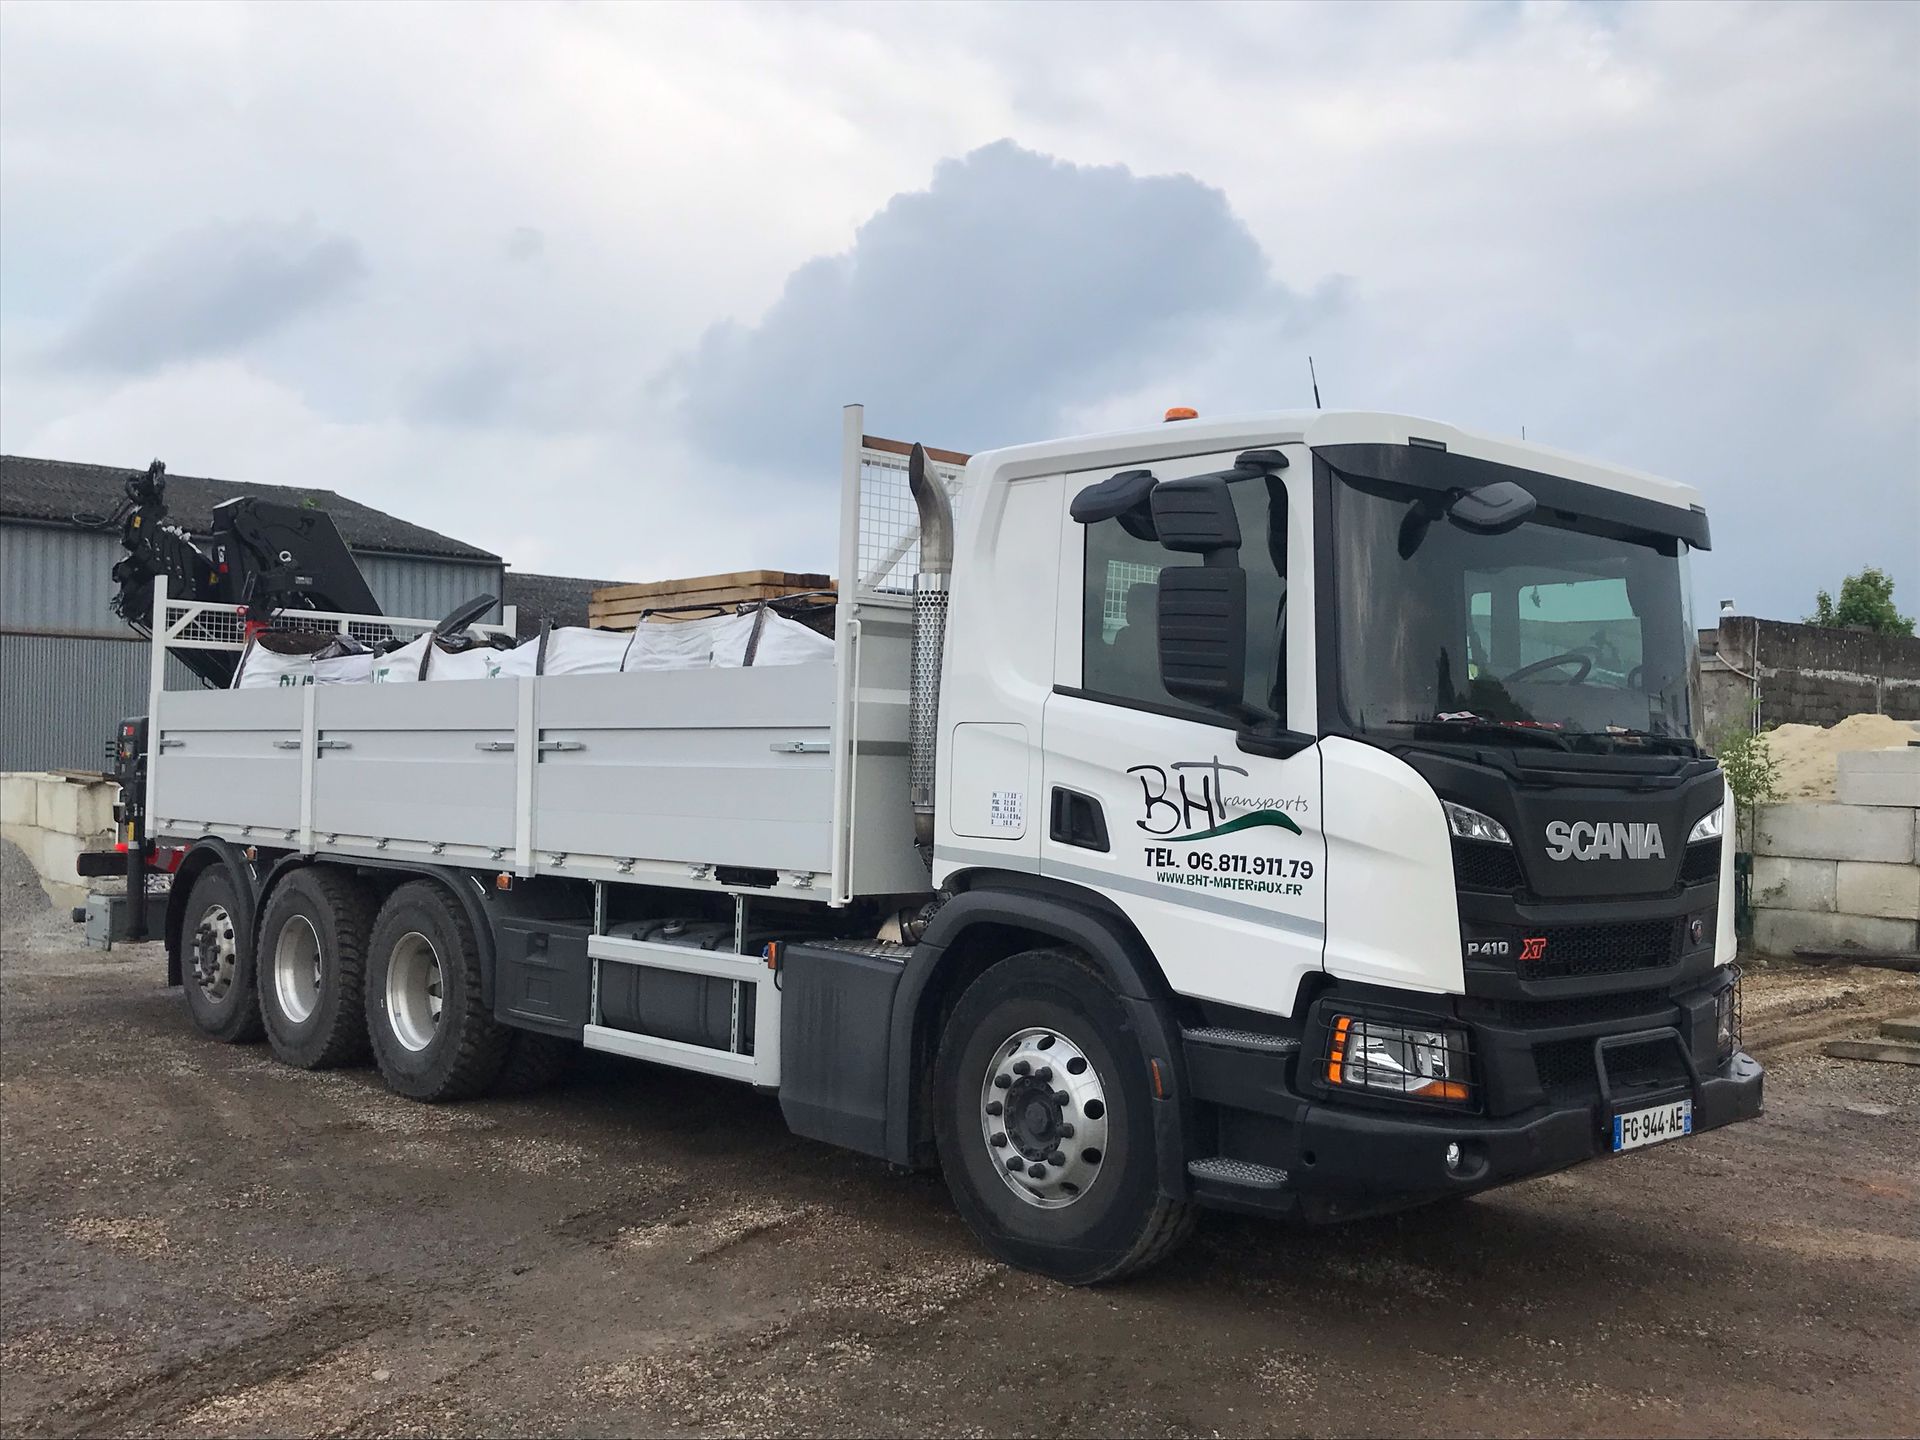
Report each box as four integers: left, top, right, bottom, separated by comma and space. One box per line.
1049, 788, 1111, 852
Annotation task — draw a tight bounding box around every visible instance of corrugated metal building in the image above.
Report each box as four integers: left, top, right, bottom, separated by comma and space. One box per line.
0, 455, 504, 772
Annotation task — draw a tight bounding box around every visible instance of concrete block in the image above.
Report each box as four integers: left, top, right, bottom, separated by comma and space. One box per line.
1752, 855, 1836, 913
36, 779, 83, 836
1755, 803, 1916, 864
1836, 861, 1920, 921
1836, 747, 1920, 806
1751, 908, 1920, 959
72, 782, 117, 838
0, 773, 39, 827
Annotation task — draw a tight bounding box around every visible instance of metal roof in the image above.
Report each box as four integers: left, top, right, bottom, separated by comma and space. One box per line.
0, 453, 501, 562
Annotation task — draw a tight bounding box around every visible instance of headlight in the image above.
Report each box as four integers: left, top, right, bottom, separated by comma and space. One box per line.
1327, 1015, 1471, 1101
1688, 804, 1725, 844
1443, 801, 1511, 846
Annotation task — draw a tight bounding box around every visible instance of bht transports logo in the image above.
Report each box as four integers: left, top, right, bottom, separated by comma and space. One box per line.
1544, 819, 1666, 862
1126, 757, 1308, 842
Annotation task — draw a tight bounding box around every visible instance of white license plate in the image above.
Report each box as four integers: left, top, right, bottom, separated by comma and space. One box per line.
1612, 1099, 1692, 1153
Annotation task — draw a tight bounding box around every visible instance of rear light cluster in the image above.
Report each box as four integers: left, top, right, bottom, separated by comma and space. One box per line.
1325, 1013, 1475, 1105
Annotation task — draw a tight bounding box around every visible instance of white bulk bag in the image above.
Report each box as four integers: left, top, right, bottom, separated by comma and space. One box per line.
539, 627, 633, 676
483, 643, 540, 679
234, 633, 375, 689
749, 612, 835, 667
371, 634, 430, 684
425, 641, 511, 681
312, 650, 376, 685
622, 612, 761, 671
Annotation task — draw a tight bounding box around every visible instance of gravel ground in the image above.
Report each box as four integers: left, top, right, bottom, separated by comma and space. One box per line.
1, 867, 1915, 1438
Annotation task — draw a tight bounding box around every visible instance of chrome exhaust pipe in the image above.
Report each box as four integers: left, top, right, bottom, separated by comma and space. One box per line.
907, 443, 954, 852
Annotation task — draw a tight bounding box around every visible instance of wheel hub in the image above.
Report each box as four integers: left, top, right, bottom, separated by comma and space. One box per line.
191, 903, 237, 1001
386, 931, 444, 1052
980, 1027, 1111, 1209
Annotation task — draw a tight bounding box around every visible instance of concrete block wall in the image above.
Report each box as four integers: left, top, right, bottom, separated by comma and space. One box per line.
1751, 799, 1920, 958
1697, 616, 1920, 739
1, 771, 119, 912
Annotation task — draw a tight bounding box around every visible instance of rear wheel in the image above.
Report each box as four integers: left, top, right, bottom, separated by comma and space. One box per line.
932, 948, 1195, 1284
365, 882, 510, 1101
256, 867, 373, 1069
180, 865, 263, 1043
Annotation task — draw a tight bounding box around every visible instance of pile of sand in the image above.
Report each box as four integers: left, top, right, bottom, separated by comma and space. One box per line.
1765, 713, 1920, 801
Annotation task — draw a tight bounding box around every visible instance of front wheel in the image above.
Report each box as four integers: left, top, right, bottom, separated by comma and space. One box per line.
932, 949, 1194, 1284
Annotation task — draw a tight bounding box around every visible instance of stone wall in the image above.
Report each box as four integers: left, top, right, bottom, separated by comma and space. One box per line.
1698, 617, 1920, 739
1, 772, 118, 911
1750, 797, 1920, 958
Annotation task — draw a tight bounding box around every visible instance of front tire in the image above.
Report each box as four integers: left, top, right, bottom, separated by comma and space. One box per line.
933, 948, 1195, 1284
365, 882, 510, 1102
180, 865, 263, 1043
256, 866, 373, 1070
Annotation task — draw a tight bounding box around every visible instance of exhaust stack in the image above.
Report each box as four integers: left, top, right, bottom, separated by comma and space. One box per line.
907, 442, 954, 852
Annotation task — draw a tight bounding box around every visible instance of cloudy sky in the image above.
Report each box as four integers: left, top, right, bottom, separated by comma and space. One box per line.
2, 1, 1915, 621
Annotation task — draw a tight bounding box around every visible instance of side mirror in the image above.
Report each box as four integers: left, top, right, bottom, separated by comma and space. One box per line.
1448, 481, 1536, 535
1150, 477, 1241, 553
1157, 567, 1246, 710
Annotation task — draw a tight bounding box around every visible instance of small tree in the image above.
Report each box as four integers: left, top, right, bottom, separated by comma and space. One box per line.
1806, 566, 1914, 636
1712, 704, 1779, 854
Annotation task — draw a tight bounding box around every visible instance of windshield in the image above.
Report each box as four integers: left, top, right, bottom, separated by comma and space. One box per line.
1331, 469, 1697, 745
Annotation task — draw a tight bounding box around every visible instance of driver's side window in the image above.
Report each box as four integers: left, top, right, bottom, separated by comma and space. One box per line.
1080, 519, 1196, 709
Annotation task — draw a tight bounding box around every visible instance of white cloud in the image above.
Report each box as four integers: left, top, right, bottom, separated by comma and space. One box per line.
0, 0, 1913, 616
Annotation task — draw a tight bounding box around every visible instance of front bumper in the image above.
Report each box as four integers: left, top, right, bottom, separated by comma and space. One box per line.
1280, 1048, 1762, 1220
1182, 972, 1764, 1220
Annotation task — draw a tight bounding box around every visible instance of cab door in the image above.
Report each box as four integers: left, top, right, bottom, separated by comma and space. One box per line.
1039, 445, 1324, 1020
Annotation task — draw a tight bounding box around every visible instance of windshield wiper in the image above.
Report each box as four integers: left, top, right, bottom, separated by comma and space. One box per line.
1385, 717, 1575, 751
1593, 727, 1699, 756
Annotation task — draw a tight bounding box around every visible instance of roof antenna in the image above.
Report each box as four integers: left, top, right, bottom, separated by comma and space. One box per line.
1521, 425, 1527, 440
1307, 356, 1322, 410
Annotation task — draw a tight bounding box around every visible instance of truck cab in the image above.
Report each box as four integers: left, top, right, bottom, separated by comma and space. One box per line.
922, 409, 1756, 1229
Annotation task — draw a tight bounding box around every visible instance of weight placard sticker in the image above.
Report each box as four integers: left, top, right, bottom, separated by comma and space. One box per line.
989, 791, 1024, 829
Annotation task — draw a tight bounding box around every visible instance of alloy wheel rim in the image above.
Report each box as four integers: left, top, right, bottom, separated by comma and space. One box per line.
191, 902, 237, 1001
272, 914, 323, 1024
386, 930, 444, 1052
979, 1026, 1111, 1209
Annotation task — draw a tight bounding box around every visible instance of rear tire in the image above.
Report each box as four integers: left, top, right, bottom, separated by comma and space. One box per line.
256, 866, 374, 1070
932, 948, 1195, 1284
365, 881, 510, 1102
179, 865, 263, 1043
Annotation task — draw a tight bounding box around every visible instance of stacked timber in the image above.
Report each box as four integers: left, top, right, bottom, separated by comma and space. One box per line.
587, 571, 835, 632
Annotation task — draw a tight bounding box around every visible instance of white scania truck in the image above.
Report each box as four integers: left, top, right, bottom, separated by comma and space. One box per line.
125, 406, 1761, 1283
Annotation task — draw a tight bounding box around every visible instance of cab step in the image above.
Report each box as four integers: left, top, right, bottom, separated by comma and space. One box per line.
1187, 1156, 1290, 1190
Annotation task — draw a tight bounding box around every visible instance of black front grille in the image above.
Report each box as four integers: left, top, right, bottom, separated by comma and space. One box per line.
1453, 838, 1524, 892
1521, 919, 1683, 980
1679, 840, 1721, 886
1533, 1034, 1689, 1102
1473, 988, 1676, 1028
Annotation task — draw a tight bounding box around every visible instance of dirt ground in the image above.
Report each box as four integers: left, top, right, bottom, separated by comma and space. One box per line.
2, 857, 1917, 1438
